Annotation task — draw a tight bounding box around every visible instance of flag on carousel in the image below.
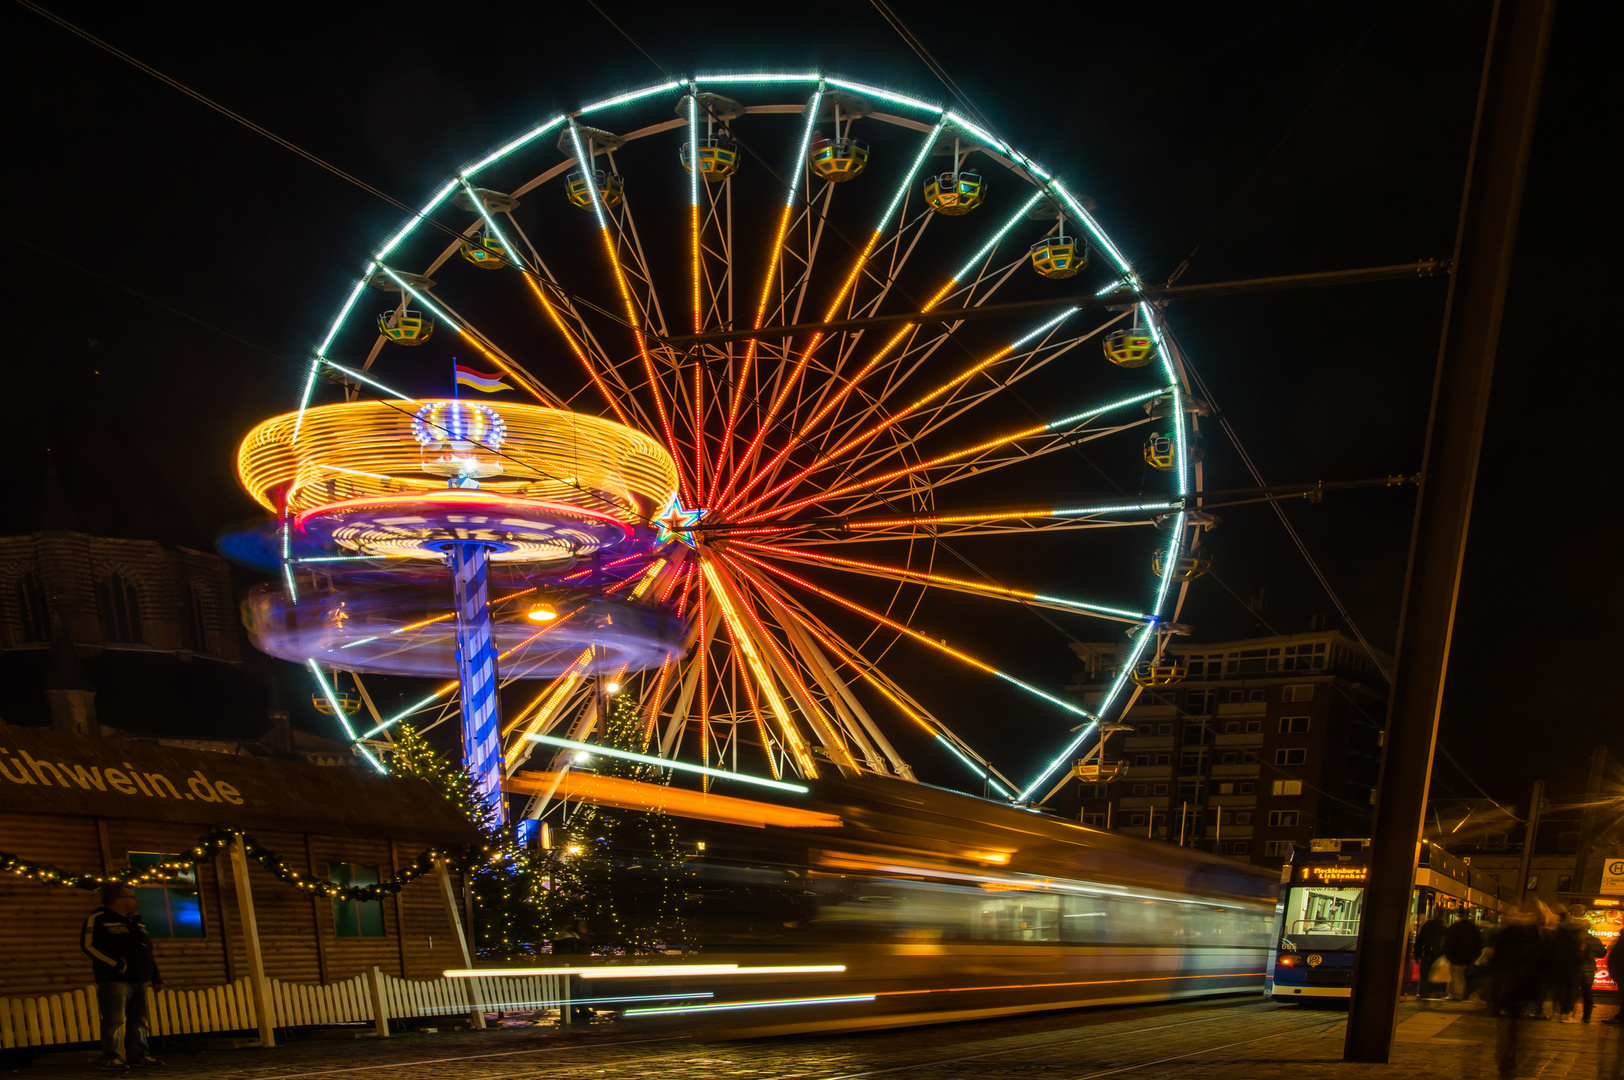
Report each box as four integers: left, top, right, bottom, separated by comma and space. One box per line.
454, 363, 512, 393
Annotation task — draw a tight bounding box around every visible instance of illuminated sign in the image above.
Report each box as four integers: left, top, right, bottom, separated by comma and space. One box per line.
1296, 865, 1369, 884
1602, 857, 1624, 893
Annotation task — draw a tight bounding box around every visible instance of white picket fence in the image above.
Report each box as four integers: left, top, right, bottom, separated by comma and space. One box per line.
0, 971, 565, 1049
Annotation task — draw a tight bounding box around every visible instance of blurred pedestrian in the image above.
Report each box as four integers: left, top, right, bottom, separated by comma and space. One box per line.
1415, 914, 1448, 1000
1444, 913, 1484, 1001
1567, 905, 1607, 1023
1550, 904, 1585, 1022
1487, 907, 1548, 1077
81, 883, 164, 1069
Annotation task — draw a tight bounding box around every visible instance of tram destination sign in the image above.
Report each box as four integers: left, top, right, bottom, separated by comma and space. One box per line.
1296, 864, 1369, 884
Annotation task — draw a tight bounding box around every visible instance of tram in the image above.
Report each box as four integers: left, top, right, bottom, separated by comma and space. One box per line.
618, 776, 1279, 1034
1264, 839, 1512, 1002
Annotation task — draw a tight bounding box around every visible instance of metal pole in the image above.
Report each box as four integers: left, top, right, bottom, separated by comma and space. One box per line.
1573, 748, 1607, 893
1516, 781, 1544, 900
1180, 802, 1188, 846
1343, 0, 1556, 1062
450, 541, 505, 823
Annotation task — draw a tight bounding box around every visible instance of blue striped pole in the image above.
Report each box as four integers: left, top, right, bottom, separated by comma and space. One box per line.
449, 541, 505, 822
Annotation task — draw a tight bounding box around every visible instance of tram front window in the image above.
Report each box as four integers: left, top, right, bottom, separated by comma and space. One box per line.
1281, 885, 1363, 947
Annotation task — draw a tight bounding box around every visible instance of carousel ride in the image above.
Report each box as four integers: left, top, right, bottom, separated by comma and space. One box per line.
225, 72, 1211, 822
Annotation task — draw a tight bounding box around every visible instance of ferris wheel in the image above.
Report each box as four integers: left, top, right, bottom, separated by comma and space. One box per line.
234, 72, 1211, 814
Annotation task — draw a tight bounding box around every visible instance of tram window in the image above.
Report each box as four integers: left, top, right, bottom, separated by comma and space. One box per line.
977, 893, 1060, 942
1061, 894, 1109, 942
1275, 748, 1307, 766
1283, 884, 1362, 937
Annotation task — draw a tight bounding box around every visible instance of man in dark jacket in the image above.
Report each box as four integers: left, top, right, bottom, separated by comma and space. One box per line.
82, 884, 164, 1068
1414, 915, 1448, 999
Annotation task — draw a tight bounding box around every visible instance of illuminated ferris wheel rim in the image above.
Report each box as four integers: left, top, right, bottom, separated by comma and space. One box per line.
292, 70, 1202, 805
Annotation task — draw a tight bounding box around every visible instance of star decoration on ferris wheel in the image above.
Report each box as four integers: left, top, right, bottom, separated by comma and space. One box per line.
654, 493, 704, 548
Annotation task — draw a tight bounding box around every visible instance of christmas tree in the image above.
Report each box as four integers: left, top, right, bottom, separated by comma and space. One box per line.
550, 693, 690, 954
392, 723, 549, 960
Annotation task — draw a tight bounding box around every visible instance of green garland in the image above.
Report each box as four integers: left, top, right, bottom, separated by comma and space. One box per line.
0, 829, 480, 901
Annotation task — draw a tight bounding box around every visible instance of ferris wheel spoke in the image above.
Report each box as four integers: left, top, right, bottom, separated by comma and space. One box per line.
728, 559, 906, 776
723, 553, 1012, 794
725, 539, 1150, 624
744, 388, 1162, 523
728, 549, 1100, 742
498, 212, 649, 429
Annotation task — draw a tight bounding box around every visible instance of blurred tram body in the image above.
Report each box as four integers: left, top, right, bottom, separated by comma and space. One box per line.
619, 777, 1278, 1034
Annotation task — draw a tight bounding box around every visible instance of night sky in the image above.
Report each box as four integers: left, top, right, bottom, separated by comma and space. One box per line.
2, 1, 1612, 801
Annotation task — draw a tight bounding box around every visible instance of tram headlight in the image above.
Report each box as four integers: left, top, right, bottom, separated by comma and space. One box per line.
1277, 955, 1299, 967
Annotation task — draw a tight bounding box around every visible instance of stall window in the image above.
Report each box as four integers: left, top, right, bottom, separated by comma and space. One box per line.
128, 853, 203, 939
330, 863, 386, 937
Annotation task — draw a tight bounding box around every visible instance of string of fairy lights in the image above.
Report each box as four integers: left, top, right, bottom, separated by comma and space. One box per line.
0, 830, 478, 900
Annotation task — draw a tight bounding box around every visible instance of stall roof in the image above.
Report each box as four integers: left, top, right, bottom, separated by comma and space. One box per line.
0, 727, 476, 845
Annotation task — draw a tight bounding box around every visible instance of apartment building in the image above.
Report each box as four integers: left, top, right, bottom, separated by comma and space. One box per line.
1065, 630, 1388, 868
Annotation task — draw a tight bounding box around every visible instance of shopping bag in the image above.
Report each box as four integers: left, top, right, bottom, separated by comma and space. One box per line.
1427, 956, 1451, 984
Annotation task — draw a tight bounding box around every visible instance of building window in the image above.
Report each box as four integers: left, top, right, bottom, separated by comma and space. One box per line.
1217, 782, 1234, 795
1227, 690, 1245, 703
1224, 722, 1239, 733
1187, 690, 1214, 715
1272, 780, 1304, 796
1242, 751, 1259, 763
1279, 717, 1310, 734
97, 571, 143, 644
1082, 813, 1107, 827
1179, 781, 1203, 800
1134, 754, 1150, 766
1248, 689, 1266, 702
1157, 723, 1173, 735
1133, 784, 1148, 796
1239, 782, 1255, 794
1245, 721, 1263, 733
1268, 810, 1299, 828
1221, 751, 1238, 764
1136, 723, 1153, 735
1236, 812, 1253, 825
330, 864, 386, 937
1155, 754, 1171, 765
1233, 842, 1250, 855
1283, 684, 1315, 702
1130, 813, 1147, 826
1183, 724, 1206, 744
184, 582, 212, 655
1264, 840, 1293, 857
1558, 875, 1573, 892
127, 853, 203, 939
15, 571, 50, 642
1153, 784, 1168, 795
1275, 748, 1307, 766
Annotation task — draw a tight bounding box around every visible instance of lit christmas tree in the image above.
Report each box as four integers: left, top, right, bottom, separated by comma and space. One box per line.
550, 693, 690, 954
392, 723, 548, 960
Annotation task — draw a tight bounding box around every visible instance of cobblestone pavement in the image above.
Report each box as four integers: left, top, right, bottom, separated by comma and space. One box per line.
13, 998, 1624, 1080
